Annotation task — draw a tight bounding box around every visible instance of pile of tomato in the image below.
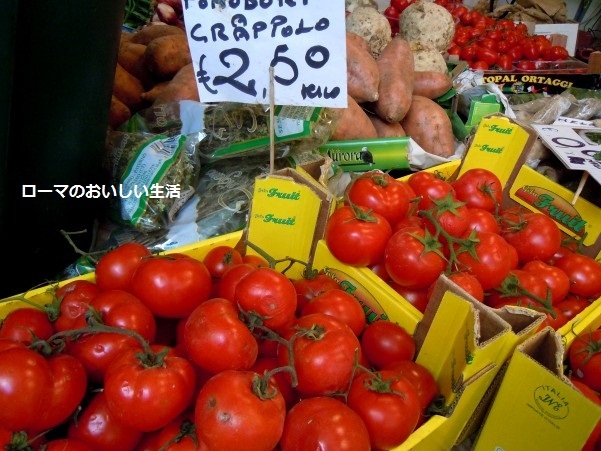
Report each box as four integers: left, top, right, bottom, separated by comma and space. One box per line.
326, 168, 601, 330
0, 238, 441, 450
384, 0, 571, 71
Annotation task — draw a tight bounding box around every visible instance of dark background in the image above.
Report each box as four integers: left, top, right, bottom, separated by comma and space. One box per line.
0, 1, 126, 298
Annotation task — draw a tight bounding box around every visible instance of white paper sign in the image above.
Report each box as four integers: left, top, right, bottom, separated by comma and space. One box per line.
182, 0, 348, 108
531, 123, 601, 185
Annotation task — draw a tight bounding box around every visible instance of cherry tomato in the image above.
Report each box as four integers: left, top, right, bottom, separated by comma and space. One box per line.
280, 396, 371, 451
195, 370, 286, 451
325, 204, 392, 267
95, 242, 151, 292
360, 319, 416, 369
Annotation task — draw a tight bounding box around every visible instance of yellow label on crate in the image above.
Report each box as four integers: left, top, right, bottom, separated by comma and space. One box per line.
458, 115, 534, 188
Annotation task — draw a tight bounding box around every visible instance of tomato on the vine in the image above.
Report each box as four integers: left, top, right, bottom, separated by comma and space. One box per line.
195, 370, 286, 451
301, 288, 366, 337
202, 245, 243, 279
554, 253, 601, 298
95, 242, 151, 292
569, 329, 601, 392
324, 204, 392, 267
360, 319, 415, 369
521, 260, 570, 304
452, 168, 503, 212
0, 307, 55, 344
347, 369, 421, 449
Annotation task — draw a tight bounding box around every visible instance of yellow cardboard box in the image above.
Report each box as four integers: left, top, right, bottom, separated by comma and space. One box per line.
473, 325, 601, 451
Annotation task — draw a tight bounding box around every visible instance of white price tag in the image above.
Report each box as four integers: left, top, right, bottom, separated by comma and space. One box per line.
532, 123, 601, 186
182, 0, 348, 108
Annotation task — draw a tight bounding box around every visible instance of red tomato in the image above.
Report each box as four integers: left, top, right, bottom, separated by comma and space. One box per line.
521, 260, 570, 304
554, 253, 601, 298
464, 207, 500, 234
280, 396, 371, 451
500, 209, 562, 264
447, 271, 485, 302
452, 168, 503, 212
455, 231, 513, 291
347, 369, 421, 449
54, 280, 101, 332
569, 329, 601, 392
388, 283, 430, 314
325, 204, 392, 267
184, 297, 258, 374
131, 254, 212, 318
194, 370, 286, 451
234, 267, 298, 332
470, 60, 490, 70
135, 411, 204, 451
555, 294, 593, 321
391, 0, 413, 13
292, 272, 341, 314
0, 307, 54, 344
68, 392, 143, 451
521, 41, 540, 60
384, 226, 446, 290
360, 319, 415, 369
104, 344, 197, 432
216, 262, 257, 303
44, 438, 95, 451
496, 53, 514, 70
346, 171, 411, 227
570, 379, 601, 451
515, 59, 536, 70
476, 46, 499, 66
241, 253, 270, 267
382, 359, 439, 418
485, 269, 550, 310
421, 191, 470, 239
279, 313, 360, 397
408, 171, 455, 211
301, 288, 366, 337
544, 45, 569, 61
250, 356, 297, 408
202, 245, 243, 279
94, 242, 151, 291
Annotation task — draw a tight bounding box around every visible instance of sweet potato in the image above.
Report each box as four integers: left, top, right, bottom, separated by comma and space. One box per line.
112, 63, 145, 110
400, 95, 455, 158
118, 41, 156, 89
346, 32, 380, 104
368, 113, 406, 138
130, 24, 185, 45
144, 34, 192, 80
141, 80, 171, 103
412, 71, 453, 99
331, 95, 378, 141
374, 37, 414, 123
152, 63, 200, 105
108, 95, 131, 129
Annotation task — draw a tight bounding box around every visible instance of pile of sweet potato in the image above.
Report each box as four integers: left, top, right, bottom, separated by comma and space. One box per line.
340, 31, 456, 158
110, 22, 456, 158
109, 24, 198, 129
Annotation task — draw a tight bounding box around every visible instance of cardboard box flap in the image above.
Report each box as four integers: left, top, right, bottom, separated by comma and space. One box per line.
493, 305, 546, 338
517, 326, 568, 381
414, 275, 511, 400
246, 166, 335, 279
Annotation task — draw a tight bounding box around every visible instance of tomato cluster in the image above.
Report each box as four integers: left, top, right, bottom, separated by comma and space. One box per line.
445, 3, 570, 70
325, 169, 601, 331
567, 326, 601, 450
0, 241, 439, 450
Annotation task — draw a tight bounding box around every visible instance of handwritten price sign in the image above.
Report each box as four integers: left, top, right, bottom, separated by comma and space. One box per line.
182, 0, 348, 108
532, 123, 601, 185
